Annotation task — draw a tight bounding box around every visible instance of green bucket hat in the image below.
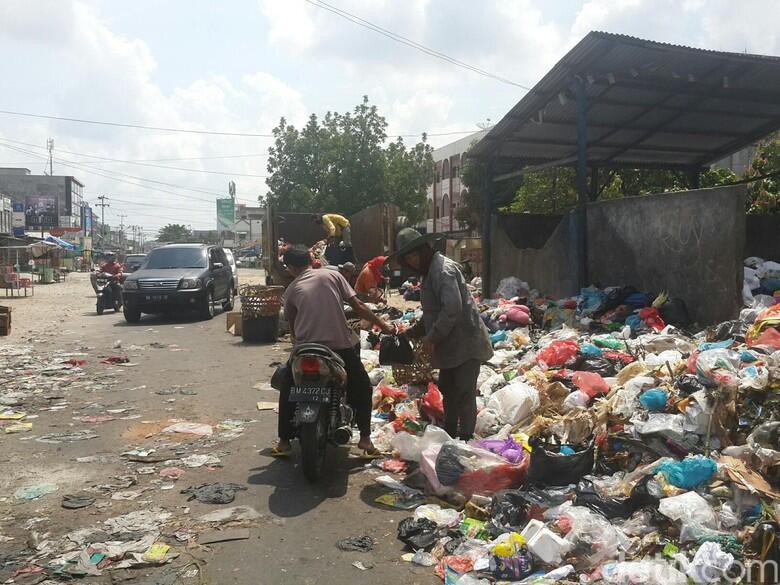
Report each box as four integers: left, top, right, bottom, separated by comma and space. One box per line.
387, 228, 444, 262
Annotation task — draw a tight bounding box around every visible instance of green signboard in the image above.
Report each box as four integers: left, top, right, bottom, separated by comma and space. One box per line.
216, 198, 234, 232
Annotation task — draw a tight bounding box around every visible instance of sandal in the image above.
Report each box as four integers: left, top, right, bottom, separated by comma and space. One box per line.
270, 444, 292, 457
355, 446, 383, 459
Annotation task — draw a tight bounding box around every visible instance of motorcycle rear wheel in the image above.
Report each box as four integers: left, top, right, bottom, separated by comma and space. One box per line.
96, 298, 104, 315
299, 408, 328, 483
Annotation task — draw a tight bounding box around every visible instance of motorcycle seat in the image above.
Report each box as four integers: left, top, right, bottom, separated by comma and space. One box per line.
291, 343, 346, 368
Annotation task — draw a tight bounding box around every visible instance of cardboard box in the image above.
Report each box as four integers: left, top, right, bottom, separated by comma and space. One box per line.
225, 311, 242, 336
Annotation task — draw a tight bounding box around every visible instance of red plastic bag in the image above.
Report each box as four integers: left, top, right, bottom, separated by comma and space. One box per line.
420, 382, 444, 422
687, 350, 699, 374
748, 327, 780, 350
571, 371, 609, 398
391, 413, 420, 433
538, 339, 579, 367
639, 307, 665, 332
455, 460, 528, 498
435, 556, 474, 580
379, 385, 408, 401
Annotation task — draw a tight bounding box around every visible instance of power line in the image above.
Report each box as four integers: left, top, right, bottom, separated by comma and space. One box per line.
0, 108, 481, 139
303, 0, 531, 90
0, 109, 275, 137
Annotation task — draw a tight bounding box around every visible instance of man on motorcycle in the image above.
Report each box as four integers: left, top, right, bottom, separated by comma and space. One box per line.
90, 252, 124, 292
273, 244, 394, 457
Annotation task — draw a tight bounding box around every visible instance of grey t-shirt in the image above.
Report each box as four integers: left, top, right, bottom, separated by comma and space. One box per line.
283, 268, 356, 350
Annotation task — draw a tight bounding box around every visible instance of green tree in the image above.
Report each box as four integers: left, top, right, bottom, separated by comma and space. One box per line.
265, 96, 433, 222
157, 223, 191, 243
746, 135, 780, 213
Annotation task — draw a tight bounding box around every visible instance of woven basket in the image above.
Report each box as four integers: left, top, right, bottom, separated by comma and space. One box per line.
392, 338, 434, 384
239, 284, 283, 318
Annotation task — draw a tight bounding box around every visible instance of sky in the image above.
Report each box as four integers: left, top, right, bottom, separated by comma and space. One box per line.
0, 0, 778, 234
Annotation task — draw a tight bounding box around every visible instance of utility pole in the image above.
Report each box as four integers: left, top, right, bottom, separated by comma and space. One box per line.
118, 214, 127, 251
46, 138, 54, 175
96, 195, 110, 245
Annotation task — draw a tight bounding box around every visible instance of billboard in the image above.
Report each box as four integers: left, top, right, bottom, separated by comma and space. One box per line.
12, 202, 25, 236
25, 196, 58, 230
216, 198, 234, 232
82, 204, 93, 236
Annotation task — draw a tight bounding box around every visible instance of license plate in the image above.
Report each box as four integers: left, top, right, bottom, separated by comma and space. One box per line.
289, 386, 330, 403
146, 295, 167, 301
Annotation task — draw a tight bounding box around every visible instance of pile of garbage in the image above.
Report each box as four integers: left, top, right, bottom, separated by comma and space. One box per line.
362, 278, 780, 583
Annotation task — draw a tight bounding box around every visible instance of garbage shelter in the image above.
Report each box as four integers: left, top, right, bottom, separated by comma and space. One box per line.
470, 31, 780, 322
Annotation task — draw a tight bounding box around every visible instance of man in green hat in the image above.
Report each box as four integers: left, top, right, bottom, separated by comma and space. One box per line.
392, 228, 493, 440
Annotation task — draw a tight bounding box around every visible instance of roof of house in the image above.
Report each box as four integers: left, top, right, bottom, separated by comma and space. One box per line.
470, 32, 780, 175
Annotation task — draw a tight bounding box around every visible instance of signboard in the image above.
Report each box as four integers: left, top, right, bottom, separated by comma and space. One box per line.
25, 196, 58, 229
83, 205, 93, 236
82, 236, 92, 251
12, 202, 25, 236
216, 198, 235, 232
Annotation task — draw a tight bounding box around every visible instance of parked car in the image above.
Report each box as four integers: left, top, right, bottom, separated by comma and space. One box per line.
223, 248, 238, 293
123, 254, 146, 273
121, 244, 235, 323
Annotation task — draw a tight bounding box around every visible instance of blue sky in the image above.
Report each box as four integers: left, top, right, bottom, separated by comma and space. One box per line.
0, 0, 777, 232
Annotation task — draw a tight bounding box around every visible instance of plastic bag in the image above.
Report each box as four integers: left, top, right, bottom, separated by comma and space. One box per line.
486, 382, 540, 425
397, 517, 440, 550
379, 335, 415, 365
696, 348, 741, 387
561, 390, 590, 413
414, 504, 462, 527
657, 455, 718, 489
420, 444, 451, 496
527, 439, 595, 486
659, 297, 691, 328
574, 354, 617, 377
558, 504, 622, 568
436, 440, 527, 497
420, 383, 445, 422
538, 339, 579, 368
685, 541, 734, 584
392, 432, 422, 462
602, 560, 688, 585
470, 436, 525, 464
571, 371, 609, 398
638, 388, 668, 411
475, 408, 502, 437
574, 476, 658, 520
496, 277, 529, 300
658, 491, 717, 527
506, 305, 531, 326
631, 413, 685, 437
490, 491, 528, 530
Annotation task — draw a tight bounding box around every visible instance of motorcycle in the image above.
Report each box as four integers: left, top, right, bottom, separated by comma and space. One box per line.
96, 273, 123, 315
280, 343, 353, 482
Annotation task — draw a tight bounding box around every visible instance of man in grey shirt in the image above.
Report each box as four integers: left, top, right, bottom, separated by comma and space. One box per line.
393, 229, 493, 440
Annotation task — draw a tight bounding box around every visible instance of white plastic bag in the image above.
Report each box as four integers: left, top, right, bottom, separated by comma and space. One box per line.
475, 408, 502, 437
414, 504, 461, 527
391, 432, 421, 462
658, 491, 717, 528
602, 560, 687, 585
686, 542, 735, 584
486, 381, 540, 425
495, 277, 529, 299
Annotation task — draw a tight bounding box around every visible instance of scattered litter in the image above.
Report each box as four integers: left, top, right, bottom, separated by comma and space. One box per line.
62, 494, 96, 509
101, 355, 129, 364
352, 561, 374, 571
162, 421, 213, 436
36, 430, 98, 443
159, 467, 185, 480
4, 421, 33, 433
181, 482, 247, 504
181, 454, 221, 468
337, 535, 375, 552
256, 401, 277, 411
197, 506, 262, 523
15, 482, 58, 501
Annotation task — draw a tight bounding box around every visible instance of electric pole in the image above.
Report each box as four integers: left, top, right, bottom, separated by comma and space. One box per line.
96, 195, 110, 245
118, 214, 127, 251
46, 138, 54, 175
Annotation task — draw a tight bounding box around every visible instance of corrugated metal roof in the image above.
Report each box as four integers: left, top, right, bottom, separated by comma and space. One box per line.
471, 32, 780, 173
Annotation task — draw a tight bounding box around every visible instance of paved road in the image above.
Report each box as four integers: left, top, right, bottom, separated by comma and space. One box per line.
0, 270, 435, 585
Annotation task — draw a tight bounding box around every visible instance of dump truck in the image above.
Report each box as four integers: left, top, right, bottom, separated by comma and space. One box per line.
262, 203, 400, 287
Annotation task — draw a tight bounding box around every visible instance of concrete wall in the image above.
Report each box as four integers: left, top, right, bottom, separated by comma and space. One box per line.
490, 185, 747, 325
745, 214, 780, 261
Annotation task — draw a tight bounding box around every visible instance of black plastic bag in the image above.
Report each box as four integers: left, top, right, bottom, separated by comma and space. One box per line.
659, 298, 691, 328
397, 517, 439, 550
573, 355, 617, 377
676, 374, 706, 396
713, 320, 748, 342
379, 336, 415, 365
573, 476, 658, 519
527, 440, 595, 487
435, 442, 468, 486
490, 490, 528, 530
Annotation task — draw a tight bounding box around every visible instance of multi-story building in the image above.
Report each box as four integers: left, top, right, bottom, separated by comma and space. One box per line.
0, 194, 12, 235
425, 130, 487, 234
0, 168, 85, 233
234, 204, 264, 244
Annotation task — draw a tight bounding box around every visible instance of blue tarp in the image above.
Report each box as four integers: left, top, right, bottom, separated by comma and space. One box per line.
44, 235, 76, 250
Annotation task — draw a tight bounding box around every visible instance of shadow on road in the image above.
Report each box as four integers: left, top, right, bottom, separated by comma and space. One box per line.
247, 447, 364, 518
111, 312, 219, 327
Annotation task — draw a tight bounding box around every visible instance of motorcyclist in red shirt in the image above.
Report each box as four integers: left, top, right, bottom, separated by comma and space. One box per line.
90, 252, 124, 292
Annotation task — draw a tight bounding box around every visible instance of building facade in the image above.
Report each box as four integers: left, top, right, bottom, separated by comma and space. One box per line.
425, 130, 487, 234
0, 168, 85, 233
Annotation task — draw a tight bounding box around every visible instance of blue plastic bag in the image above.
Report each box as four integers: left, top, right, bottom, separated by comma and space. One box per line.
490, 330, 508, 345
657, 456, 717, 489
638, 388, 668, 411
580, 344, 603, 357
699, 339, 734, 351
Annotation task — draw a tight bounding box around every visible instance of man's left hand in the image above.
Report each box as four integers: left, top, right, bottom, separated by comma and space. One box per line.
380, 321, 397, 335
